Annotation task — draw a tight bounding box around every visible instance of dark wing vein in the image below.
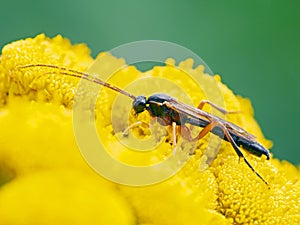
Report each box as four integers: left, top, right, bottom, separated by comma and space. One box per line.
166, 98, 256, 140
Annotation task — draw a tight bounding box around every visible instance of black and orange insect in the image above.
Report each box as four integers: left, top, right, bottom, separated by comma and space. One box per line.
18, 64, 271, 185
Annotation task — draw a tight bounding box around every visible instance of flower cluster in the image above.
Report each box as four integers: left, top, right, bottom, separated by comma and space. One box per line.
0, 34, 299, 225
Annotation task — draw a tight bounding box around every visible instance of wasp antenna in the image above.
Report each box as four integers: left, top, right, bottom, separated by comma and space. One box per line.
17, 64, 136, 100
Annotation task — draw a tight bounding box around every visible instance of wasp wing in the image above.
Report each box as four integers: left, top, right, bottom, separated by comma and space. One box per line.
165, 98, 256, 140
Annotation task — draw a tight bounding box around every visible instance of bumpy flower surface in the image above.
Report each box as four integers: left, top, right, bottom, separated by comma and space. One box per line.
0, 34, 299, 225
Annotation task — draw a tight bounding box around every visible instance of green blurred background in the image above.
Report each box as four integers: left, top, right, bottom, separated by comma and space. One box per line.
1, 0, 299, 164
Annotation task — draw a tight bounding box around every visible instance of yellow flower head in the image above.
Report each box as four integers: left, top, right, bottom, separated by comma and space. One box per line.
0, 34, 299, 225
0, 170, 134, 225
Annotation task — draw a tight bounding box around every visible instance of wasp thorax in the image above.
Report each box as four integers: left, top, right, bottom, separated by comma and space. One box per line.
132, 95, 147, 114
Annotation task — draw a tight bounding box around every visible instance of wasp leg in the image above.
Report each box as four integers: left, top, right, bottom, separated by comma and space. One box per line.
197, 100, 240, 114
179, 125, 193, 141
180, 121, 268, 186
178, 121, 218, 142
172, 122, 177, 151
216, 123, 269, 186
178, 121, 218, 154
122, 121, 150, 136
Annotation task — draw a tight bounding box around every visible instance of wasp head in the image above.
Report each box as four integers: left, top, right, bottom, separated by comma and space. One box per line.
132, 95, 147, 114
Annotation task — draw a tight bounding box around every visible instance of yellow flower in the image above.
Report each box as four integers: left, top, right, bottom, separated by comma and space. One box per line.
0, 170, 135, 225
0, 34, 93, 107
0, 34, 299, 225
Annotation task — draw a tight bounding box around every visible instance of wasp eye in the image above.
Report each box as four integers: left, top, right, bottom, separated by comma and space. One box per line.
132, 96, 146, 113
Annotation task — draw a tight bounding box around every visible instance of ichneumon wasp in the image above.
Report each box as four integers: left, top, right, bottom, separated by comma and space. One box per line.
17, 64, 271, 186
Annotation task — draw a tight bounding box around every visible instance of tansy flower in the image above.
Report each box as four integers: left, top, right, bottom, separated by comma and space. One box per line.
0, 169, 134, 225
0, 34, 299, 225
